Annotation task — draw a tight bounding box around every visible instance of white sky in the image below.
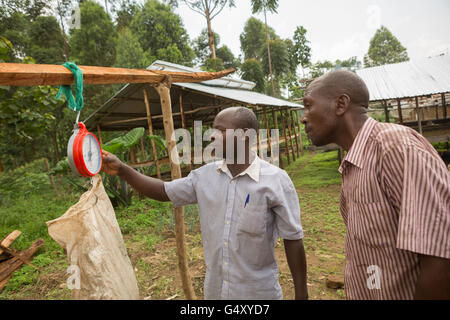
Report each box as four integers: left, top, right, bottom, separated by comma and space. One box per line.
172, 0, 450, 64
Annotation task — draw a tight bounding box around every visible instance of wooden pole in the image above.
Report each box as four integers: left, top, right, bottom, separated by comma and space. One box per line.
143, 87, 161, 179
96, 124, 103, 145
253, 106, 260, 157
272, 108, 283, 168
179, 92, 193, 172
261, 106, 272, 158
442, 93, 447, 119
294, 111, 304, 155
383, 100, 389, 122
281, 110, 290, 165
290, 110, 300, 158
154, 77, 196, 300
285, 110, 296, 162
397, 99, 403, 124
415, 96, 423, 135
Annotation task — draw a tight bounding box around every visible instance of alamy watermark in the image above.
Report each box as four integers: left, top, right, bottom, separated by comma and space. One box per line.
366, 265, 381, 290
66, 264, 80, 290
168, 121, 280, 166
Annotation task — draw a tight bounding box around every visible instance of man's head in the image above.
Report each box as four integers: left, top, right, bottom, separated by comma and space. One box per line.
301, 70, 370, 146
212, 107, 258, 161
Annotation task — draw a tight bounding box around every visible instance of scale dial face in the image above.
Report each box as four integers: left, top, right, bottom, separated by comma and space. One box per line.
68, 122, 102, 177
82, 133, 102, 175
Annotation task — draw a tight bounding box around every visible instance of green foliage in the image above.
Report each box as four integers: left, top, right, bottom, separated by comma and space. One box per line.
0, 36, 12, 62
102, 127, 146, 155
130, 0, 194, 66
216, 45, 239, 69
69, 0, 117, 67
239, 17, 277, 61
250, 0, 278, 14
364, 25, 409, 67
240, 59, 265, 93
192, 28, 220, 65
27, 15, 65, 64
291, 26, 311, 74
202, 57, 224, 71
115, 27, 152, 68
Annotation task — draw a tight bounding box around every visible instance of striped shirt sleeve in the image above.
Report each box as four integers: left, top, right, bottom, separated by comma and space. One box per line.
381, 143, 450, 259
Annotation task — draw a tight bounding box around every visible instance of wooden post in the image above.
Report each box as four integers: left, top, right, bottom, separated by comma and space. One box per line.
143, 87, 161, 179
285, 110, 296, 162
272, 108, 283, 168
383, 100, 389, 122
442, 93, 447, 119
262, 106, 272, 158
43, 158, 59, 198
415, 96, 423, 135
154, 77, 196, 300
294, 111, 304, 155
290, 110, 300, 158
0, 158, 3, 173
281, 110, 290, 165
96, 124, 103, 145
397, 99, 403, 124
140, 136, 146, 161
253, 106, 260, 157
179, 92, 193, 172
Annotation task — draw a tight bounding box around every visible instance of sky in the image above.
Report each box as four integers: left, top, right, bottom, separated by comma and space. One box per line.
171, 0, 450, 64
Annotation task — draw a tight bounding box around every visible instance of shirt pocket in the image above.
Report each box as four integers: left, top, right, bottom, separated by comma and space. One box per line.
237, 204, 266, 237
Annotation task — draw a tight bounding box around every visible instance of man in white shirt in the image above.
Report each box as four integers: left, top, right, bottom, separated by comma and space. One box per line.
101, 107, 308, 300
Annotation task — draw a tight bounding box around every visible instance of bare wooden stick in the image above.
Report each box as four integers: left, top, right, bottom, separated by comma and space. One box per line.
154, 77, 196, 300
281, 110, 290, 165
43, 158, 59, 199
262, 106, 272, 158
286, 110, 296, 162
290, 110, 300, 158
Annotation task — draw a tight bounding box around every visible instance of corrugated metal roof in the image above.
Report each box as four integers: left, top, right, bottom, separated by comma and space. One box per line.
149, 60, 256, 90
356, 54, 450, 101
176, 82, 301, 108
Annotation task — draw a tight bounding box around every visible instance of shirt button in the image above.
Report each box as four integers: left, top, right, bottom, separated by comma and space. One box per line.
224, 241, 228, 247
226, 220, 230, 225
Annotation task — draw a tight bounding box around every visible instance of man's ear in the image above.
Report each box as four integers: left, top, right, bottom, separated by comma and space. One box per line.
335, 94, 351, 116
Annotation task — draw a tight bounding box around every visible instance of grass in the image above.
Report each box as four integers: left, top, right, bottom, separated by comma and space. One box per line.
0, 150, 345, 300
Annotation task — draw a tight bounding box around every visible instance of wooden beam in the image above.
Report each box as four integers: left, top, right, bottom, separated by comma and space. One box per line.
143, 87, 161, 179
0, 63, 235, 86
0, 230, 22, 255
272, 108, 282, 168
383, 100, 389, 122
154, 77, 196, 300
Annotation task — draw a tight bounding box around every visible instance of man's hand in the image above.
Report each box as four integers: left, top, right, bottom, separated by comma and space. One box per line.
101, 150, 123, 175
284, 239, 308, 300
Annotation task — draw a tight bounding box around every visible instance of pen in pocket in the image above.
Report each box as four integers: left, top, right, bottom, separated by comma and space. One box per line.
244, 194, 250, 208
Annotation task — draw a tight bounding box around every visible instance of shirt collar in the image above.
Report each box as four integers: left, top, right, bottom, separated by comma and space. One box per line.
339, 117, 377, 173
216, 153, 261, 182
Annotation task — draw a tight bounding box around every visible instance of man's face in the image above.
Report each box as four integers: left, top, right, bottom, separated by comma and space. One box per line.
301, 82, 338, 146
212, 111, 236, 158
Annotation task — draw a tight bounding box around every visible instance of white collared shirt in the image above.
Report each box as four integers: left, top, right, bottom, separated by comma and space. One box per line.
164, 156, 303, 300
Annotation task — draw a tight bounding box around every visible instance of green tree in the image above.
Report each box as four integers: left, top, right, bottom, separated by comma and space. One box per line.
193, 29, 238, 70
168, 0, 235, 59
240, 59, 265, 93
261, 38, 289, 97
69, 0, 117, 67
216, 45, 239, 69
114, 0, 139, 31
27, 15, 66, 64
239, 17, 277, 61
292, 26, 311, 77
250, 0, 279, 96
115, 27, 151, 68
131, 0, 194, 66
364, 25, 409, 67
192, 28, 220, 65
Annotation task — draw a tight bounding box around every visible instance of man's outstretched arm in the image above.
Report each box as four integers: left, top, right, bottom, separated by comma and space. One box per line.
284, 238, 308, 300
101, 150, 169, 202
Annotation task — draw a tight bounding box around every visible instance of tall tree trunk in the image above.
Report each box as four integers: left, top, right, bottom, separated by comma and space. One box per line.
205, 3, 216, 59
264, 9, 275, 97
56, 1, 70, 61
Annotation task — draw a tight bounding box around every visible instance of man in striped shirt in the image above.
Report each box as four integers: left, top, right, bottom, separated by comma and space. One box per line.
301, 70, 450, 299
